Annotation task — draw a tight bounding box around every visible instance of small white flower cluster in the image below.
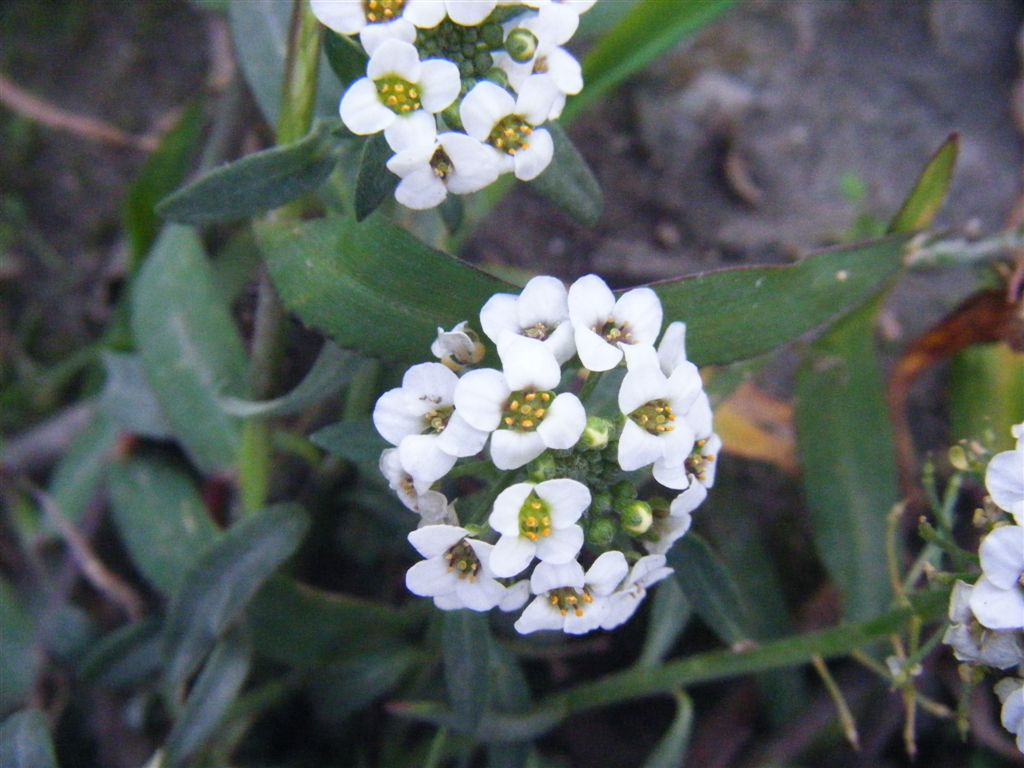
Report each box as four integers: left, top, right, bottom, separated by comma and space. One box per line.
372, 274, 718, 635
942, 423, 1024, 752
311, 0, 595, 210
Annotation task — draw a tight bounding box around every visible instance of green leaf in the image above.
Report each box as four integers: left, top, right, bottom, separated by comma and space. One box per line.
309, 419, 387, 462
0, 581, 35, 714
48, 410, 118, 526
132, 226, 248, 474
354, 134, 398, 222
123, 102, 204, 266
642, 690, 694, 768
257, 214, 513, 362
666, 534, 751, 646
0, 710, 58, 768
323, 30, 368, 88
527, 123, 603, 226
162, 504, 310, 693
566, 0, 737, 123
228, 0, 343, 126
108, 456, 221, 595
247, 577, 420, 668
655, 234, 911, 365
795, 300, 898, 622
157, 122, 342, 225
887, 133, 959, 234
98, 353, 173, 439
164, 629, 252, 768
439, 194, 463, 234
949, 343, 1024, 451
637, 578, 692, 669
79, 619, 162, 689
442, 611, 491, 733
307, 645, 420, 721
221, 341, 358, 418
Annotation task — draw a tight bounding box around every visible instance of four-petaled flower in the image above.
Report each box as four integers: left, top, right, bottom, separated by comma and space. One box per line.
567, 274, 663, 372
942, 580, 1024, 669
405, 525, 508, 611
601, 554, 673, 630
488, 479, 588, 577
969, 525, 1024, 631
514, 550, 627, 635
387, 130, 502, 209
479, 275, 575, 363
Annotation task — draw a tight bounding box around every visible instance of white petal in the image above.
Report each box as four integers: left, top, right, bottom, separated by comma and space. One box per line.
394, 167, 447, 209
433, 592, 464, 610
373, 389, 427, 445
453, 368, 508, 431
417, 492, 457, 526
441, 132, 502, 193
490, 483, 534, 536
574, 327, 622, 371
618, 365, 669, 415
512, 127, 553, 181
568, 274, 616, 330
622, 342, 660, 371
531, 559, 584, 592
658, 321, 688, 374
498, 334, 561, 391
533, 4, 578, 45
652, 460, 690, 491
614, 287, 663, 346
979, 526, 1024, 590
518, 275, 568, 328
402, 0, 447, 27
455, 575, 505, 611
387, 146, 433, 177
418, 58, 462, 113
987, 448, 1024, 523
460, 81, 515, 141
618, 420, 664, 471
311, 0, 367, 34
564, 603, 605, 634
657, 420, 696, 468
644, 514, 691, 555
358, 17, 417, 56
668, 361, 704, 413
445, 0, 497, 26
537, 393, 585, 449
515, 597, 565, 634
398, 434, 457, 483
544, 322, 576, 364
408, 524, 469, 557
947, 580, 974, 623
491, 533, 536, 577
403, 361, 457, 402
340, 78, 395, 134
630, 555, 672, 589
384, 109, 437, 153
670, 483, 707, 517
534, 525, 583, 564
535, 478, 589, 526
687, 393, 714, 442
585, 551, 628, 595
480, 292, 521, 344
436, 411, 489, 457
545, 47, 582, 94
367, 39, 422, 81
406, 556, 458, 596
491, 428, 546, 469
601, 594, 639, 630
970, 576, 1024, 631
515, 75, 558, 125
499, 580, 531, 611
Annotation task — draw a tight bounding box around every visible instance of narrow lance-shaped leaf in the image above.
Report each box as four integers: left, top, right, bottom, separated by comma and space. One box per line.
162, 504, 310, 694
887, 132, 959, 234
157, 121, 343, 225
132, 225, 248, 474
355, 133, 398, 222
310, 419, 388, 463
949, 343, 1024, 451
108, 456, 221, 595
0, 710, 59, 768
443, 611, 491, 733
323, 30, 368, 90
98, 353, 173, 439
667, 534, 752, 646
527, 122, 603, 226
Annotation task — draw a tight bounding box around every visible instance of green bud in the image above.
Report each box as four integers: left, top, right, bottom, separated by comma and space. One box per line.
587, 517, 617, 548
473, 51, 493, 74
482, 22, 503, 49
580, 416, 613, 450
620, 500, 653, 535
505, 28, 538, 62
441, 100, 464, 131
483, 66, 509, 89
590, 492, 613, 516
648, 496, 671, 519
948, 444, 969, 471
611, 480, 637, 502
527, 452, 558, 483
458, 59, 475, 78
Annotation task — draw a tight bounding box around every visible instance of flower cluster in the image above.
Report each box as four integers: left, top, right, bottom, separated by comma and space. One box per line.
941, 422, 1024, 752
372, 273, 718, 635
311, 0, 594, 210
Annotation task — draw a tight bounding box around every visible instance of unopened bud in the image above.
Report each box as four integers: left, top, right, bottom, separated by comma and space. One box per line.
580, 416, 613, 450
587, 517, 617, 548
505, 28, 538, 62
948, 444, 969, 471
590, 492, 613, 516
527, 452, 557, 482
620, 500, 653, 535
611, 480, 637, 502
483, 67, 509, 89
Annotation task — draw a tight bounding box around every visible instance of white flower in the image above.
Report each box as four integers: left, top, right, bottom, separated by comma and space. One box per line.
454, 334, 585, 469
311, 0, 416, 55
514, 551, 626, 635
643, 494, 695, 555
387, 130, 502, 209
601, 554, 673, 630
488, 478, 588, 577
373, 362, 488, 487
430, 320, 486, 371
649, 426, 721, 496
969, 525, 1024, 631
406, 525, 508, 611
479, 275, 575, 363
379, 449, 458, 526
617, 346, 702, 481
460, 78, 557, 181
339, 39, 459, 150
567, 274, 663, 372
995, 677, 1024, 753
987, 423, 1024, 525
942, 580, 1024, 669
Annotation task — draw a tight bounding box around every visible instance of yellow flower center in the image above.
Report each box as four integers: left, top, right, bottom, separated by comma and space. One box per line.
548, 586, 593, 617
518, 491, 553, 542
376, 75, 422, 115
596, 319, 634, 345
444, 540, 481, 582
363, 0, 405, 24
630, 398, 675, 436
487, 115, 533, 155
522, 322, 553, 341
502, 389, 553, 432
685, 438, 715, 481
423, 404, 453, 434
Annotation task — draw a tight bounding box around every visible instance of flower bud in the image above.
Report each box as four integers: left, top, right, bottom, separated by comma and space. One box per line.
948, 444, 969, 471
590, 491, 613, 516
483, 67, 509, 89
611, 480, 637, 502
580, 416, 613, 450
505, 28, 538, 63
586, 517, 617, 548
620, 500, 653, 535
527, 452, 558, 482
